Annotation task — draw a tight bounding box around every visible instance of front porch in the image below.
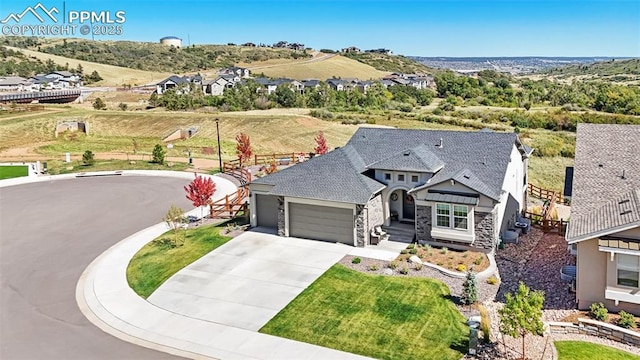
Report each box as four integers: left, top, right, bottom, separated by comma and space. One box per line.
382, 221, 416, 244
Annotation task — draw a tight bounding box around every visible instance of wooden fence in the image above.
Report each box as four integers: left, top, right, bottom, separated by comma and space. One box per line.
254, 152, 309, 166
528, 183, 564, 204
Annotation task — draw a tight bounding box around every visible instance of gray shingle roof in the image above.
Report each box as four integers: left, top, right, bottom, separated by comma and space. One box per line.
348, 128, 519, 201
252, 145, 385, 204
157, 75, 190, 85
566, 124, 640, 243
367, 144, 444, 173
252, 128, 523, 205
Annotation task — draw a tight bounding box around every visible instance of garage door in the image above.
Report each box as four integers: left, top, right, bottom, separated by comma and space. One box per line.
288, 203, 354, 245
256, 194, 278, 228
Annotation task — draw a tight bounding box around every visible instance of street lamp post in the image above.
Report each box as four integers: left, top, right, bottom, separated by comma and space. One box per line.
215, 118, 222, 173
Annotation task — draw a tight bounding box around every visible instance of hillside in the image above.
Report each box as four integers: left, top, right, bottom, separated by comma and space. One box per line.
248, 55, 388, 80
538, 58, 640, 82
342, 52, 435, 74
3, 46, 169, 86
0, 36, 311, 73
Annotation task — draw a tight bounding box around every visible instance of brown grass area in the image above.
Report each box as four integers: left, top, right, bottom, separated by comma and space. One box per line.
396, 244, 490, 273
257, 55, 387, 80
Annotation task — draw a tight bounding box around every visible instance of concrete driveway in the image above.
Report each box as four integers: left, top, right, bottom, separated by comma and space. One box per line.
148, 230, 352, 331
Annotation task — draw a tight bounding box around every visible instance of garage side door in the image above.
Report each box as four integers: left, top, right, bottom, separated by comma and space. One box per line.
288, 203, 354, 245
256, 194, 278, 228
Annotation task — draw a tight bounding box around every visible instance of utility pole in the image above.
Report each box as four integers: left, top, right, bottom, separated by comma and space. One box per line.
215, 118, 222, 173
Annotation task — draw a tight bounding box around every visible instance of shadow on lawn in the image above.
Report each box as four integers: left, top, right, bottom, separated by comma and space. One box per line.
441, 293, 462, 306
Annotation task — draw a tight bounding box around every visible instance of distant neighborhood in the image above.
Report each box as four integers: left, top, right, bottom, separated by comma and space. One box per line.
0, 71, 82, 92
155, 67, 434, 96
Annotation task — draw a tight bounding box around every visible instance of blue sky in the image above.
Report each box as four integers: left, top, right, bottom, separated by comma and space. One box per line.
2, 0, 639, 56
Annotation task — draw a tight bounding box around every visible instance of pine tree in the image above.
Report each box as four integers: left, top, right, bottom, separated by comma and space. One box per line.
461, 270, 477, 305
152, 144, 165, 165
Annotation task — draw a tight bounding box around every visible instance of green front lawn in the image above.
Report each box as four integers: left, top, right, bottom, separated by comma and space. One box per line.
555, 341, 640, 360
0, 165, 28, 179
260, 265, 468, 360
127, 221, 234, 298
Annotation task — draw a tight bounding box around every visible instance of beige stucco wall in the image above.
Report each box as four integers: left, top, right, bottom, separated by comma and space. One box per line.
577, 237, 640, 315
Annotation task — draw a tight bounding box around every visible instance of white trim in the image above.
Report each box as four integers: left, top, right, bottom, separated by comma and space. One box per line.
599, 247, 640, 257
605, 287, 640, 305
431, 227, 475, 243
568, 222, 640, 244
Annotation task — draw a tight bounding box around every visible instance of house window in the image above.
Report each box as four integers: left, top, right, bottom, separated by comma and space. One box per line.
436, 203, 450, 227
411, 175, 419, 183
397, 174, 405, 182
384, 173, 391, 181
453, 205, 468, 230
617, 254, 640, 288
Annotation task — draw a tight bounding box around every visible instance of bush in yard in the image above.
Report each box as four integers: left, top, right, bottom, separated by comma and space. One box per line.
486, 276, 499, 285
152, 144, 165, 164
589, 302, 608, 321
474, 256, 483, 266
414, 263, 423, 271
618, 311, 636, 329
479, 304, 491, 343
461, 270, 477, 305
399, 266, 409, 275
92, 97, 106, 110
440, 247, 448, 255
389, 260, 399, 269
407, 243, 415, 249
82, 150, 95, 166
409, 248, 418, 254
456, 264, 467, 272
118, 102, 128, 111
351, 257, 361, 264
400, 249, 408, 254
367, 264, 379, 271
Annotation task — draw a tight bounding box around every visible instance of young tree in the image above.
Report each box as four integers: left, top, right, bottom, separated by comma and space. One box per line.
92, 97, 106, 110
164, 204, 186, 247
499, 282, 545, 360
461, 270, 477, 305
152, 144, 165, 164
314, 131, 328, 155
236, 132, 253, 167
184, 174, 216, 223
82, 150, 95, 166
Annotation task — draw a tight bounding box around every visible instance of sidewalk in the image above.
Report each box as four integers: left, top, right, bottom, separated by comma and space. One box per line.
75, 175, 371, 359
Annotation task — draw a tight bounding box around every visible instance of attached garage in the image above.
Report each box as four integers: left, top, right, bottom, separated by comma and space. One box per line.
288, 203, 354, 245
255, 194, 278, 228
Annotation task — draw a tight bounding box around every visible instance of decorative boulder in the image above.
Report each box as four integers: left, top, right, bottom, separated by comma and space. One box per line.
409, 255, 423, 265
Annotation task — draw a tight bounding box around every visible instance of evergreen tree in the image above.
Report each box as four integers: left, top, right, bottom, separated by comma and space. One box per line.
461, 270, 477, 305
152, 144, 166, 165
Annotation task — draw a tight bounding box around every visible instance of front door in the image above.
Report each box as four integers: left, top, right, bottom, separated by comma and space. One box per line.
402, 190, 415, 220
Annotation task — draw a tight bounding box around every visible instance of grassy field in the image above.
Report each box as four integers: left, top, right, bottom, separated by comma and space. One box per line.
555, 341, 640, 360
256, 55, 388, 80
127, 221, 234, 298
0, 104, 575, 190
260, 265, 468, 360
0, 165, 28, 179
5, 46, 169, 86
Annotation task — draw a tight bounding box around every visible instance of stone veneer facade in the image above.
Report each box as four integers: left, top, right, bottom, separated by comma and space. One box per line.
355, 205, 366, 247
415, 205, 497, 252
277, 196, 285, 236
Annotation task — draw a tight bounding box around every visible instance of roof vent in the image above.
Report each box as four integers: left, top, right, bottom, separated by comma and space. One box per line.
620, 210, 632, 216
621, 169, 626, 180
403, 150, 411, 156
463, 174, 470, 179
619, 199, 630, 205
437, 138, 443, 149
598, 164, 603, 168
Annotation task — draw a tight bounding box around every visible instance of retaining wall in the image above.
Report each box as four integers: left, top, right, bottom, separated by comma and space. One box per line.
548, 318, 640, 347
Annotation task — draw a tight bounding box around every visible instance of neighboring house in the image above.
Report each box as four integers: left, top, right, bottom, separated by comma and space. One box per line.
566, 124, 640, 316
0, 76, 35, 92
218, 67, 251, 78
301, 79, 321, 91
250, 128, 532, 251
356, 80, 375, 94
202, 76, 234, 96
341, 46, 361, 53
155, 75, 193, 95
44, 71, 82, 87
365, 48, 392, 55
254, 77, 296, 95
241, 42, 256, 47
326, 79, 346, 91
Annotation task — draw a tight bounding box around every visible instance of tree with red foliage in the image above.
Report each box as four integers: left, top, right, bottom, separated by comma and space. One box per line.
236, 132, 253, 167
184, 174, 216, 223
314, 131, 328, 155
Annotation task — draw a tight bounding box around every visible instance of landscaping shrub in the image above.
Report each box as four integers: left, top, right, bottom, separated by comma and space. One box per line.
618, 311, 637, 329
400, 249, 408, 254
456, 264, 467, 272
152, 144, 166, 164
414, 263, 423, 271
409, 248, 418, 254
589, 302, 608, 321
474, 256, 483, 266
479, 304, 491, 343
486, 276, 499, 285
389, 260, 399, 269
399, 266, 409, 275
407, 244, 415, 249
461, 270, 477, 305
367, 264, 379, 271
351, 257, 361, 264
440, 247, 448, 255
82, 150, 95, 166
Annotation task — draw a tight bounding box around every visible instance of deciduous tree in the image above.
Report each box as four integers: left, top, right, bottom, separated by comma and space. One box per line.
236, 132, 253, 166
499, 282, 545, 360
314, 131, 328, 155
164, 204, 186, 247
184, 174, 216, 223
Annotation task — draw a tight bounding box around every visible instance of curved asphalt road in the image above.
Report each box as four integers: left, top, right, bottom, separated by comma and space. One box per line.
0, 176, 194, 360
